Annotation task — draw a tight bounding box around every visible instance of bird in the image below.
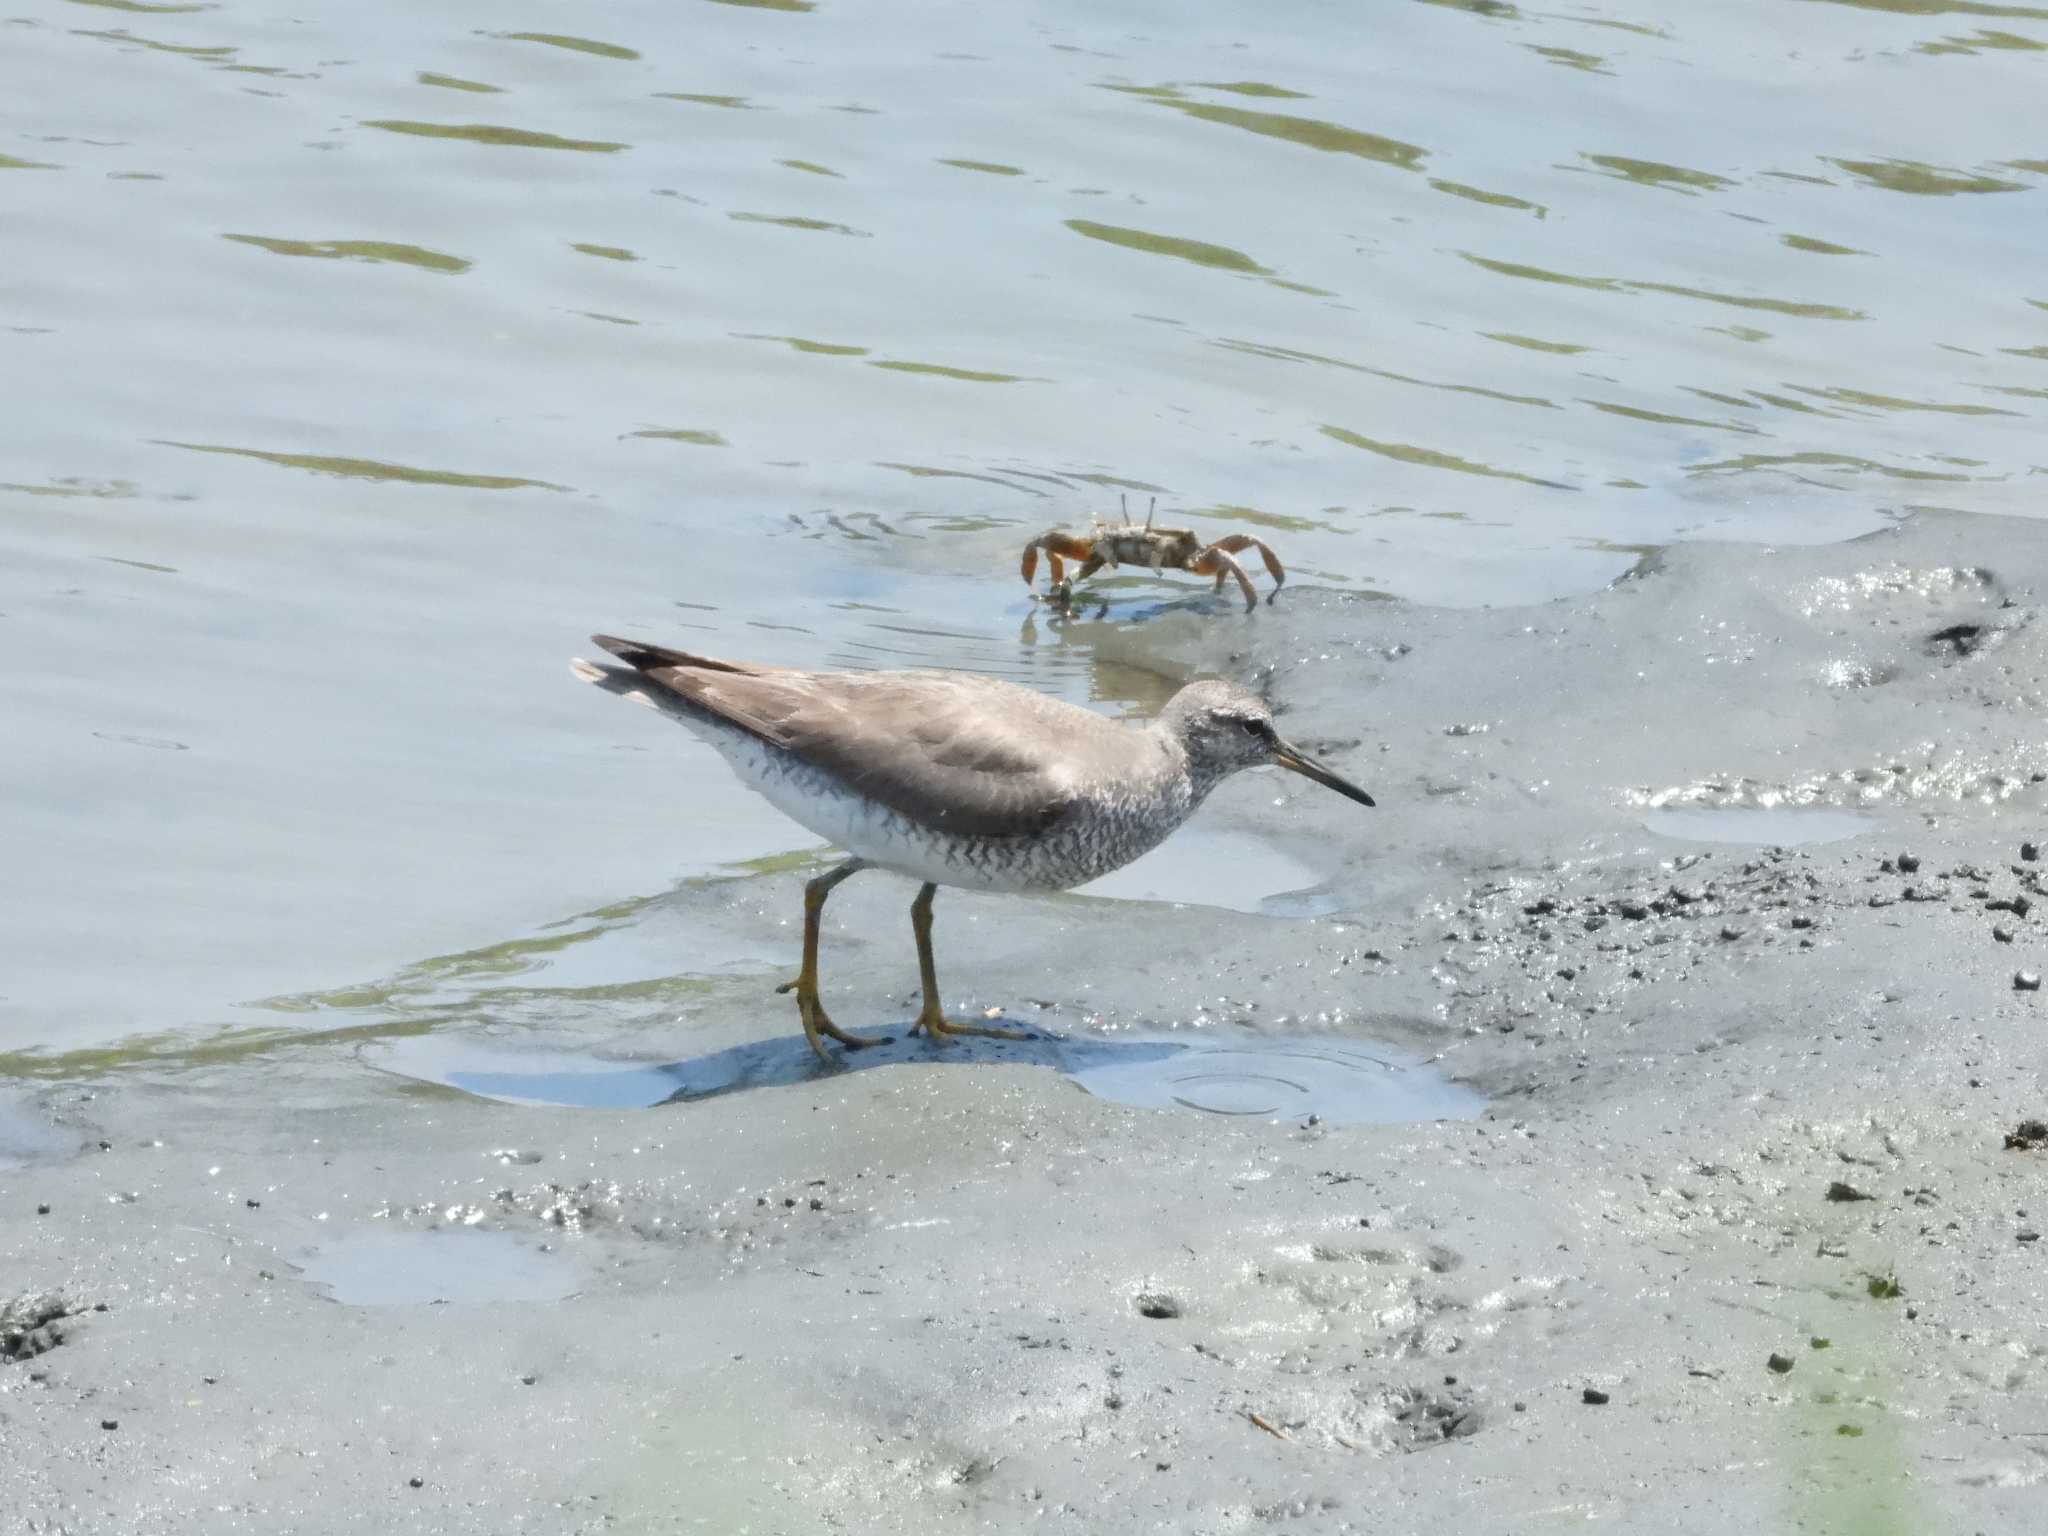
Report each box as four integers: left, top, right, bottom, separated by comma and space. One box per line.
572, 636, 1375, 1062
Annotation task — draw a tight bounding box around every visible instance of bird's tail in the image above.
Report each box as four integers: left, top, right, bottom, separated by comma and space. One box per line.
570, 655, 691, 718
591, 634, 756, 676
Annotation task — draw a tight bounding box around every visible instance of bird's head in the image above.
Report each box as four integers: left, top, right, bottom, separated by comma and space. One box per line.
1162, 680, 1375, 806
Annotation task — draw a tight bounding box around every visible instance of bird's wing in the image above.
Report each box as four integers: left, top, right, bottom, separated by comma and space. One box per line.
593, 637, 1098, 840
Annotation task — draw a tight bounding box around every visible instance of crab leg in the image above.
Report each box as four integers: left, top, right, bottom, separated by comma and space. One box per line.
1209, 534, 1285, 597
1192, 545, 1259, 612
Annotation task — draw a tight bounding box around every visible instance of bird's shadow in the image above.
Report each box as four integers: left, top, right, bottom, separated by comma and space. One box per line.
433, 1023, 1187, 1110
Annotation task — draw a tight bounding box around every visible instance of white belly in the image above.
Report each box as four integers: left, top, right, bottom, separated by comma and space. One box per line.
701, 726, 1058, 892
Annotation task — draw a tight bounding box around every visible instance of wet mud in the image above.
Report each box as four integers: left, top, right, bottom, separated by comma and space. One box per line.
6, 512, 2048, 1532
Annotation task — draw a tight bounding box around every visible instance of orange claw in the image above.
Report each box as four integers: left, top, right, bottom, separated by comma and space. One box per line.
1020, 532, 1096, 593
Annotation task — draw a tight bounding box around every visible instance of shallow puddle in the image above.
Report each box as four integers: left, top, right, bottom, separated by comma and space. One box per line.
369, 1029, 1479, 1128
1078, 826, 1337, 916
1066, 1035, 1483, 1125
371, 1037, 704, 1109
1642, 807, 1875, 846
300, 1229, 580, 1307
0, 1092, 71, 1170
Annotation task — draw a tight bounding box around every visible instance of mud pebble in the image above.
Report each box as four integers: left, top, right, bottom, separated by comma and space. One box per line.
1995, 926, 2015, 944
1615, 901, 1650, 921
1581, 1388, 1610, 1405
1826, 1181, 1872, 1203
1896, 854, 1921, 874
408, 1477, 424, 1489
2015, 972, 2042, 992
1789, 915, 1815, 930
1719, 926, 1744, 942
1523, 898, 1556, 916
36, 1204, 49, 1216
2020, 1231, 2041, 1244
99, 1419, 117, 1431
1766, 1353, 1795, 1374
2025, 842, 2041, 862
1134, 1292, 1182, 1320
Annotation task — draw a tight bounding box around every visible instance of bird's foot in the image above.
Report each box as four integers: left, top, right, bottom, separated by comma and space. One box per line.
909, 1006, 1033, 1044
779, 978, 892, 1059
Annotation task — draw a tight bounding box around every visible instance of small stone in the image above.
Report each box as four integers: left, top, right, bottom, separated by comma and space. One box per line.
808, 1197, 824, 1211
1523, 898, 1556, 916
1581, 1387, 1610, 1405
36, 1204, 49, 1216
1826, 1181, 1872, 1203
100, 1419, 118, 1431
1995, 926, 2015, 944
2016, 971, 2042, 992
1896, 854, 1921, 874
520, 1374, 537, 1386
2024, 842, 2041, 862
1789, 915, 1815, 930
1719, 926, 1744, 942
2016, 895, 2035, 918
1616, 901, 1650, 920
2020, 1231, 2041, 1244
408, 1477, 424, 1490
245, 1199, 261, 1208
1767, 1353, 1795, 1374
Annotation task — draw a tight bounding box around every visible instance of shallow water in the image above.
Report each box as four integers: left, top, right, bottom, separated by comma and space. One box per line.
6, 0, 2046, 1054
299, 1228, 581, 1307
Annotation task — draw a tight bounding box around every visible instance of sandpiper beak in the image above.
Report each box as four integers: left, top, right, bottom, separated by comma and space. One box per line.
1272, 740, 1375, 807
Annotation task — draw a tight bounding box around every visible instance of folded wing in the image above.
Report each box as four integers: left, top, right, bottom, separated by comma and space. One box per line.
592, 636, 1090, 841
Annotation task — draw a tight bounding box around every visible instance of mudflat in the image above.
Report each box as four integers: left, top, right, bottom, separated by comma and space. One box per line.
6, 512, 2046, 1532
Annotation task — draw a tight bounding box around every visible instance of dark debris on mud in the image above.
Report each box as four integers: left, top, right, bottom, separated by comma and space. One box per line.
2, 1292, 77, 1362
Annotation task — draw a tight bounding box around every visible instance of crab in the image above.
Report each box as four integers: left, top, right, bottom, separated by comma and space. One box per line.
1019, 500, 1286, 613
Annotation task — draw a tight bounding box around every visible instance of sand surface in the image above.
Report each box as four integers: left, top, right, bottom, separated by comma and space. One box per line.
7, 512, 2048, 1532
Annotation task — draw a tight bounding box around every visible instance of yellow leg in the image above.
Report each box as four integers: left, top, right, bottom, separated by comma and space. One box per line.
775, 858, 890, 1061
907, 883, 1032, 1043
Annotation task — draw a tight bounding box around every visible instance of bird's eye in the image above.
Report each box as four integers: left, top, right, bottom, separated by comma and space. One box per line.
1240, 718, 1267, 739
